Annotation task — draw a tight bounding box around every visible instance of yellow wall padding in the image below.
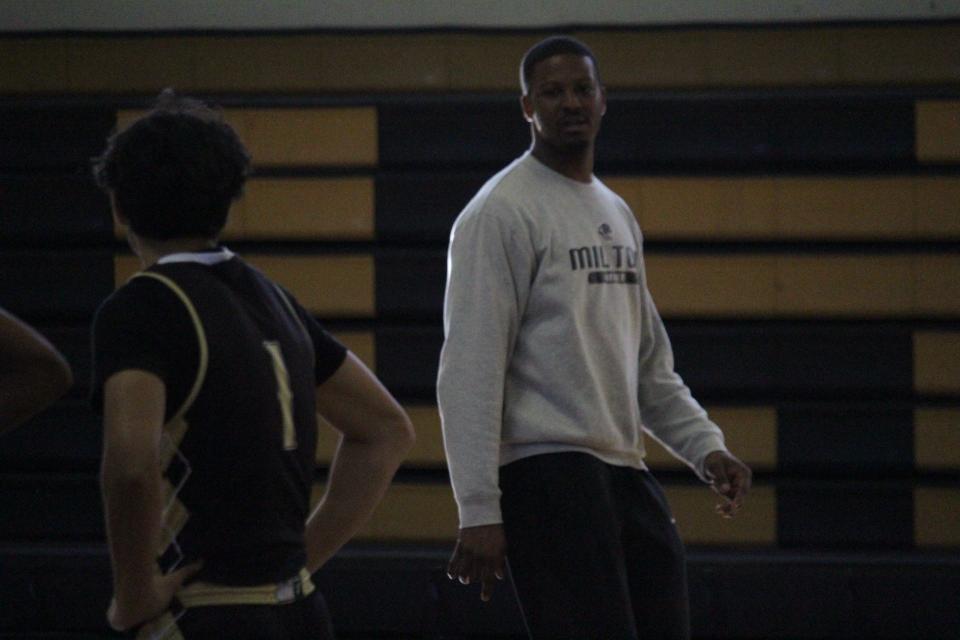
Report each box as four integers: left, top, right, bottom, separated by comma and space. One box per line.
914, 332, 960, 395
916, 255, 960, 316
916, 177, 960, 236
112, 175, 960, 243
914, 408, 960, 471
644, 406, 777, 471
311, 482, 459, 542
120, 252, 959, 320
591, 25, 960, 88
916, 100, 960, 163
230, 178, 375, 241
775, 255, 914, 316
114, 255, 140, 285
607, 176, 960, 240
317, 403, 446, 468
245, 254, 374, 317
116, 107, 378, 167
654, 485, 776, 545
914, 488, 960, 547
116, 255, 374, 318
116, 254, 377, 319
320, 403, 776, 471
310, 481, 776, 545
646, 255, 779, 316
224, 108, 377, 167
330, 331, 376, 371
646, 254, 960, 318
3, 25, 958, 93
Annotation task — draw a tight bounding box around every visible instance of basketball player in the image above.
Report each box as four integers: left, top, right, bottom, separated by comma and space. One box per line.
91, 91, 414, 639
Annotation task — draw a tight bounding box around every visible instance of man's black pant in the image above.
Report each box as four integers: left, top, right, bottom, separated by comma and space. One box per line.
500, 452, 690, 640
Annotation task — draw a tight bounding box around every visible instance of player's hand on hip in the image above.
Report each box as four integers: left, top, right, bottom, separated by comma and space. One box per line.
107, 561, 203, 631
447, 524, 506, 602
704, 450, 752, 518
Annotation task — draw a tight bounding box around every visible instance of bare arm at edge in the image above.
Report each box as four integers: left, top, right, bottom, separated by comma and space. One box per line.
0, 307, 72, 434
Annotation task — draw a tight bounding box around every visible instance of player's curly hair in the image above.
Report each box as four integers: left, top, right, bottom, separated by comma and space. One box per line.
92, 89, 251, 241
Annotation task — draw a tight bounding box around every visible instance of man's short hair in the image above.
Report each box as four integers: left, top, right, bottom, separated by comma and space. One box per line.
519, 35, 600, 95
92, 89, 251, 241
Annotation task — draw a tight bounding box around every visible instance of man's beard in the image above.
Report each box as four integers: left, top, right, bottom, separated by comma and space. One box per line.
545, 135, 591, 155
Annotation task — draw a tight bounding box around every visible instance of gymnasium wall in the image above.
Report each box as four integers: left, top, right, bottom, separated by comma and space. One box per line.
1, 20, 959, 639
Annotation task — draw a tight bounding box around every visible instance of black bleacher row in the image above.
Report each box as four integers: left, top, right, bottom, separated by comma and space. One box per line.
4, 543, 958, 639
1, 88, 958, 640
0, 89, 928, 171
375, 91, 920, 172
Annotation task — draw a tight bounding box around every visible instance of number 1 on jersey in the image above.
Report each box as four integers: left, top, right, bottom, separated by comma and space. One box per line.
263, 341, 297, 451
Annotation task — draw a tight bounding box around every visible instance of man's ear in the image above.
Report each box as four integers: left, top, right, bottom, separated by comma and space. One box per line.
520, 94, 535, 124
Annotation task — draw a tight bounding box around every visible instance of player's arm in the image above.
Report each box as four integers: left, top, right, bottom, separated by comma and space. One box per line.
0, 307, 73, 434
100, 370, 199, 631
304, 352, 415, 572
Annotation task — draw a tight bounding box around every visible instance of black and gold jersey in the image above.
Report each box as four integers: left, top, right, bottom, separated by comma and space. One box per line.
91, 248, 347, 585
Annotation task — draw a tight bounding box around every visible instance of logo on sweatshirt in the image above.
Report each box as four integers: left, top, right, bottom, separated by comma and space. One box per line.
598, 223, 613, 241
569, 244, 639, 284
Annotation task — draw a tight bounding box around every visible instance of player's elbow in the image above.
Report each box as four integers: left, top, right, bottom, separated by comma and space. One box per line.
383, 407, 416, 456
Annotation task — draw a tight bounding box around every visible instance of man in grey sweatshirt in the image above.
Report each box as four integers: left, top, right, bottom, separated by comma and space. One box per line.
437, 36, 752, 639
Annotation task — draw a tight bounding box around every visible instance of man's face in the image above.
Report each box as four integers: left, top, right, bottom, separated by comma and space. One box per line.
522, 53, 606, 153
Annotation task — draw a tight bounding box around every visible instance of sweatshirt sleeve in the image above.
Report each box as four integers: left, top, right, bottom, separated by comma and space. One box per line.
636, 286, 728, 482
437, 203, 534, 528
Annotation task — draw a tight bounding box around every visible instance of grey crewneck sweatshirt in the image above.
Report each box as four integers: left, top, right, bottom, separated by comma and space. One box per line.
437, 152, 727, 528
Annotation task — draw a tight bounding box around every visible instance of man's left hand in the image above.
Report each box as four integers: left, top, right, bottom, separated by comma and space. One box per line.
703, 450, 751, 518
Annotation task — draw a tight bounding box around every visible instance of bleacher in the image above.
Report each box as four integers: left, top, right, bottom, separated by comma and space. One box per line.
1, 22, 959, 639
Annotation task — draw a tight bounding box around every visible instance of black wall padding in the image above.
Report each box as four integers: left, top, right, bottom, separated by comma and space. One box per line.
778, 480, 914, 549
596, 95, 916, 171
0, 544, 112, 633
317, 550, 526, 637
0, 474, 102, 540
375, 249, 447, 321
375, 322, 913, 402
0, 107, 116, 171
378, 98, 527, 170
690, 550, 960, 639
777, 404, 914, 473
42, 325, 95, 397
375, 171, 487, 242
0, 399, 101, 472
376, 325, 444, 399
669, 321, 913, 401
378, 93, 916, 172
0, 175, 112, 243
0, 250, 114, 320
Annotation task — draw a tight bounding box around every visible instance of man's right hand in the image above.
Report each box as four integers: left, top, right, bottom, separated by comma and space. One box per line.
447, 523, 506, 602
